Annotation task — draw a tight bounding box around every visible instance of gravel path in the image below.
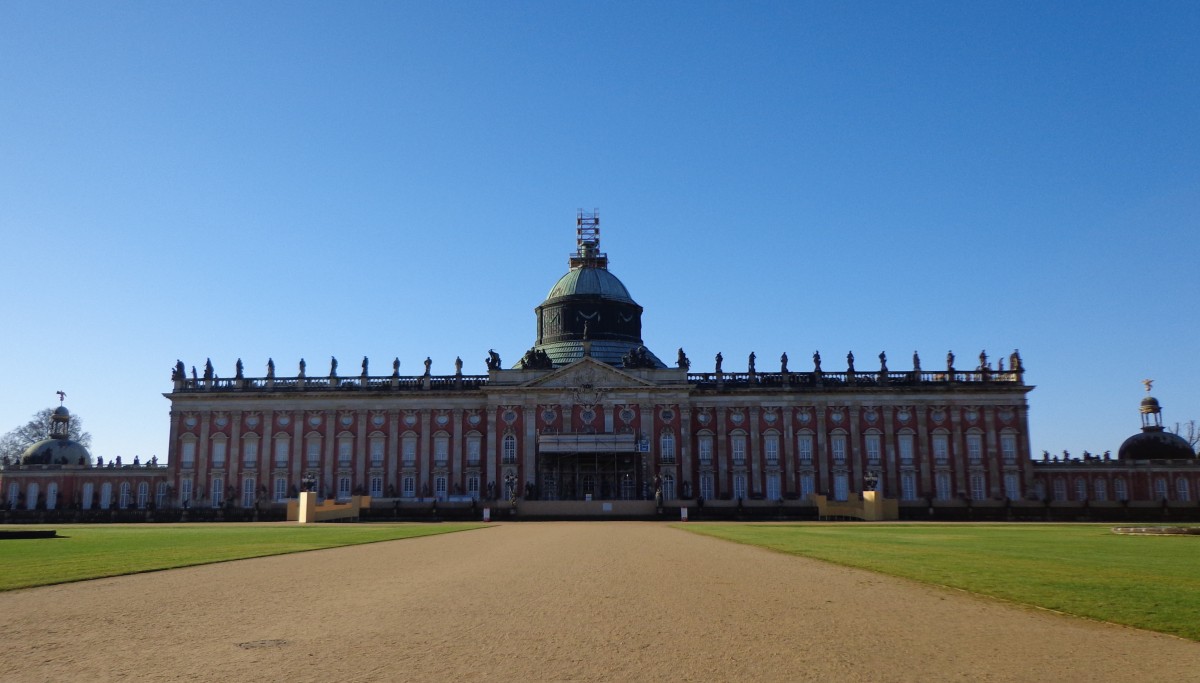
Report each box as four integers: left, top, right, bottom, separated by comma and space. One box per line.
3, 522, 1198, 682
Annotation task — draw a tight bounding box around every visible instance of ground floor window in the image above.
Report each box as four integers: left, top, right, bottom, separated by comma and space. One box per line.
1114, 478, 1127, 501
467, 474, 480, 500
435, 476, 447, 501
402, 476, 415, 498
733, 473, 747, 500
765, 473, 780, 501
100, 482, 113, 509
370, 476, 383, 498
901, 472, 917, 500
661, 472, 675, 501
179, 478, 192, 507
82, 482, 94, 509
138, 482, 150, 509
6, 482, 18, 508
242, 477, 256, 508
833, 473, 849, 501
1177, 478, 1190, 502
799, 473, 814, 500
1075, 478, 1088, 502
211, 477, 224, 508
700, 472, 714, 501
970, 473, 986, 501
26, 483, 40, 510
1004, 473, 1020, 501
1154, 478, 1168, 501
119, 482, 131, 509
935, 472, 951, 501
338, 476, 351, 501
47, 482, 58, 510
157, 482, 169, 508
1094, 479, 1107, 502
274, 476, 288, 502
1052, 478, 1066, 502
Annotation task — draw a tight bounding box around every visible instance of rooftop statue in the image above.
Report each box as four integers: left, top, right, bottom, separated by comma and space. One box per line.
913, 351, 921, 372
747, 352, 756, 374
879, 351, 887, 372
846, 351, 855, 372
621, 346, 654, 369
715, 352, 723, 373
486, 350, 502, 371
330, 356, 338, 377
267, 358, 275, 379
677, 348, 690, 370
393, 357, 400, 377
946, 350, 955, 371
204, 358, 214, 380
455, 356, 463, 374
362, 356, 369, 376
813, 350, 822, 372
424, 357, 432, 375
191, 366, 197, 380
299, 358, 306, 377
780, 352, 788, 374
172, 360, 185, 381
521, 348, 554, 370
235, 358, 244, 380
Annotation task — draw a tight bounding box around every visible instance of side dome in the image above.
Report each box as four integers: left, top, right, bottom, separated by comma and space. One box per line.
21, 438, 92, 467
1118, 431, 1194, 461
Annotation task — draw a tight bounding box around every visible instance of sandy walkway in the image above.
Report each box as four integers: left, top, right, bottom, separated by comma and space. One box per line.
3, 522, 1198, 682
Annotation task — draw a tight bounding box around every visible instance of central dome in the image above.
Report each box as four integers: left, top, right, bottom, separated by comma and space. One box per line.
525, 212, 665, 369
545, 267, 634, 304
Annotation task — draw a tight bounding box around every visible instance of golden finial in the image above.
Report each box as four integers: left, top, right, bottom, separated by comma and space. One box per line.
1142, 379, 1153, 393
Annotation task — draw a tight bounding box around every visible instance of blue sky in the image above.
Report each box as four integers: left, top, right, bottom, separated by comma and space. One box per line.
2, 1, 1197, 462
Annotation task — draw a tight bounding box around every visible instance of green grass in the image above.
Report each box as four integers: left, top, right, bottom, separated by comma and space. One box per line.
682, 523, 1200, 641
0, 523, 485, 591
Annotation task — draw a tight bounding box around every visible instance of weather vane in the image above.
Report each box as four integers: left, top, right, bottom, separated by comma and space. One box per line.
56, 390, 66, 404
1142, 379, 1153, 393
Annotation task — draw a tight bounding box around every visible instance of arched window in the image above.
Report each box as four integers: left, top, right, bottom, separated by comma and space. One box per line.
434, 433, 450, 467
274, 436, 290, 469
337, 476, 351, 501
1114, 477, 1128, 501
242, 437, 259, 468
274, 476, 288, 502
370, 476, 383, 497
697, 432, 714, 464
137, 482, 149, 509
178, 478, 191, 507
211, 437, 227, 468
1094, 479, 1108, 502
25, 483, 39, 511
100, 482, 113, 509
901, 472, 916, 500
936, 472, 952, 501
831, 432, 847, 465
401, 433, 417, 466
797, 432, 814, 464
733, 473, 747, 499
834, 473, 850, 501
971, 473, 986, 501
1004, 473, 1021, 501
46, 482, 58, 510
799, 473, 814, 499
863, 431, 881, 466
81, 482, 94, 510
1075, 478, 1087, 502
435, 475, 448, 501
1154, 477, 1168, 501
1177, 478, 1191, 502
210, 477, 224, 508
661, 472, 675, 500
119, 482, 131, 509
502, 434, 517, 464
731, 432, 747, 465
467, 474, 480, 500
897, 431, 914, 465
966, 432, 983, 464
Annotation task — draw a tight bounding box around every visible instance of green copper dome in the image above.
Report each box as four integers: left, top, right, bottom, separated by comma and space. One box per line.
544, 267, 635, 304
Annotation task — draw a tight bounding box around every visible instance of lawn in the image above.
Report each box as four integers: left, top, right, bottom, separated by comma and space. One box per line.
0, 523, 485, 591
683, 523, 1200, 641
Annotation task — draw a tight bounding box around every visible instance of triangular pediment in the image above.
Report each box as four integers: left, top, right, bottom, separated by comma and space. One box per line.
523, 357, 656, 389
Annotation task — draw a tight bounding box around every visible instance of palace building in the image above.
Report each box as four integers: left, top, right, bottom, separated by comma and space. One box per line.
5, 213, 1193, 521
157, 212, 1037, 516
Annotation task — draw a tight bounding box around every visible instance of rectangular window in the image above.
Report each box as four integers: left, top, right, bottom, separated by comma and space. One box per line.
798, 435, 813, 463
936, 472, 951, 501
211, 477, 224, 508
7, 482, 20, 508
1177, 478, 1190, 502
180, 441, 196, 468
243, 439, 258, 468
137, 482, 149, 509
1094, 479, 1107, 502
764, 435, 779, 465
100, 483, 112, 509
1004, 473, 1020, 501
766, 473, 780, 501
971, 473, 986, 501
119, 482, 131, 509
698, 436, 713, 464
732, 435, 746, 465
733, 473, 747, 499
831, 435, 846, 464
1075, 478, 1087, 502
82, 482, 95, 509
901, 472, 916, 500
370, 476, 383, 497
402, 476, 415, 497
434, 437, 449, 467
898, 434, 914, 464
242, 477, 256, 507
800, 474, 814, 500
502, 435, 517, 464
1001, 434, 1017, 463
467, 437, 481, 466
274, 476, 288, 502
933, 435, 949, 464
211, 441, 226, 468
833, 473, 849, 501
1154, 478, 1168, 501
338, 440, 352, 466
306, 440, 321, 467
967, 434, 982, 463
156, 482, 168, 508
660, 433, 676, 463
179, 478, 192, 507
435, 476, 447, 501
402, 437, 417, 466
370, 439, 384, 467
467, 475, 480, 499
337, 476, 351, 501
865, 434, 880, 466
700, 473, 714, 500
274, 439, 289, 468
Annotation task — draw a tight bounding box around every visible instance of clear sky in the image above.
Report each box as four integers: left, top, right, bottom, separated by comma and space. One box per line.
2, 1, 1197, 463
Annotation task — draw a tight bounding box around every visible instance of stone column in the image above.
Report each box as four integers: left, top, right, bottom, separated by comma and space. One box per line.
783, 407, 796, 495
916, 403, 931, 497
716, 406, 728, 497
680, 406, 693, 496
984, 406, 1000, 498
848, 405, 861, 495
388, 410, 400, 493
167, 410, 181, 504
420, 409, 432, 496
324, 410, 336, 497
950, 406, 966, 498
882, 406, 897, 498
196, 413, 210, 505
452, 408, 463, 492
814, 406, 828, 495
228, 412, 242, 500
749, 406, 762, 495
356, 411, 369, 493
